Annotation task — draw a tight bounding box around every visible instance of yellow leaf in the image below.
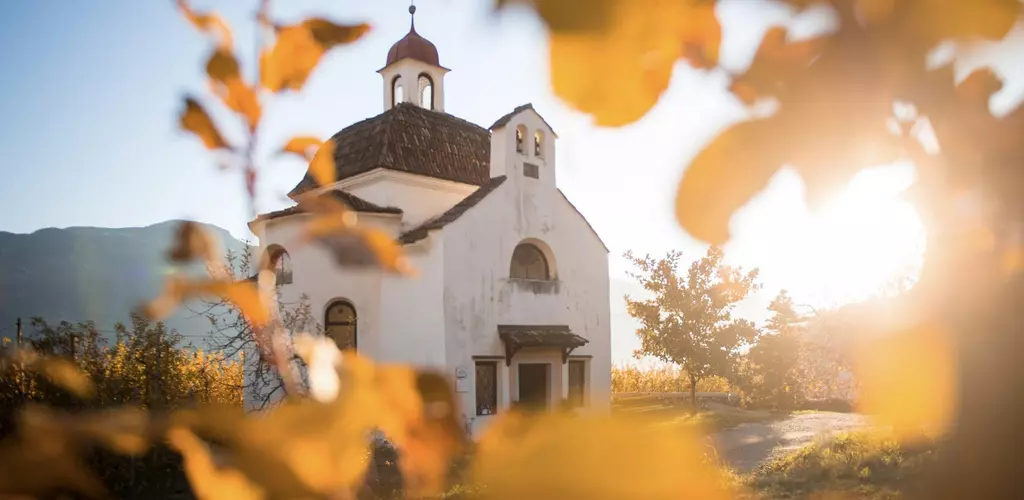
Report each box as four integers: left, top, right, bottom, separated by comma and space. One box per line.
675, 118, 786, 244
167, 220, 223, 266
912, 0, 1021, 44
856, 0, 896, 25
167, 427, 266, 500
471, 412, 733, 500
308, 139, 336, 187
549, 0, 721, 126
853, 324, 958, 440
205, 49, 262, 131
304, 223, 414, 275
145, 276, 271, 327
176, 0, 233, 49
261, 20, 371, 92
80, 407, 150, 456
27, 356, 95, 399
180, 97, 231, 151
279, 136, 323, 162
496, 0, 615, 33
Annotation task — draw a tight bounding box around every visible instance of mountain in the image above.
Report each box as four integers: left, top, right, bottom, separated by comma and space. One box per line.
0, 220, 250, 343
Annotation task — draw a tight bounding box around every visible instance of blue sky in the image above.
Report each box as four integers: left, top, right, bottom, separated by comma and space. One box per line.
16, 0, 1017, 362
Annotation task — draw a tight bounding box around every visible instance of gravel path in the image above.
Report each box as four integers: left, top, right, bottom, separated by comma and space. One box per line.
712, 412, 872, 473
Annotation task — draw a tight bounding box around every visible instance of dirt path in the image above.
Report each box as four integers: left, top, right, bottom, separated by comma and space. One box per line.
711, 412, 872, 473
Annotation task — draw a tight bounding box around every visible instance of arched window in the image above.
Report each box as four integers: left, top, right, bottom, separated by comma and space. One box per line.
325, 301, 357, 351
510, 243, 550, 280
534, 130, 544, 158
515, 125, 526, 154
418, 74, 434, 110
392, 76, 405, 106
267, 245, 292, 285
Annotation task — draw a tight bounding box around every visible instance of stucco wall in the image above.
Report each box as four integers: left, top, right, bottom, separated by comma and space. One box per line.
441, 112, 611, 433
378, 235, 447, 368
342, 171, 477, 227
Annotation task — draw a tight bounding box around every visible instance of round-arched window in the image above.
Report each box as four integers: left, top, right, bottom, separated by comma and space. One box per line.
418, 74, 434, 110
510, 243, 550, 280
392, 76, 405, 106
325, 301, 357, 351
266, 245, 292, 285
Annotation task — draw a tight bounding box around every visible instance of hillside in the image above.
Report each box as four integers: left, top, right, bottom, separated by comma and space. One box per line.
0, 220, 250, 344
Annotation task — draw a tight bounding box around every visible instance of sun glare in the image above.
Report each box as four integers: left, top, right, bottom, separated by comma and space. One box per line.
731, 163, 926, 306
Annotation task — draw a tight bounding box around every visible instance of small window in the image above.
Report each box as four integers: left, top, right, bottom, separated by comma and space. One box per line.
392, 76, 404, 106
523, 162, 539, 179
325, 301, 357, 351
568, 360, 586, 407
510, 243, 549, 280
534, 130, 544, 158
476, 361, 498, 416
267, 245, 292, 285
418, 74, 434, 110
515, 125, 526, 154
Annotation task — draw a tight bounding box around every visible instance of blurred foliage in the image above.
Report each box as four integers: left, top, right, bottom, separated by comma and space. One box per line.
2, 0, 1023, 498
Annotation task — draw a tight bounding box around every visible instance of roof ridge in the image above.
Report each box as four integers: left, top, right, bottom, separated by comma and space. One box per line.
398, 176, 507, 244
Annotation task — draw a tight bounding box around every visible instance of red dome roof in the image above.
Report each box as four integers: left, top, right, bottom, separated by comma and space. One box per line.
386, 26, 439, 67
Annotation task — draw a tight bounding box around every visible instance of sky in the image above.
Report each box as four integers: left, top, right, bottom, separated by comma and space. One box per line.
5, 1, 1021, 364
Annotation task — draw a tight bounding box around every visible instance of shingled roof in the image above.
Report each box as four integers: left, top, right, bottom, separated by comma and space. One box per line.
256, 190, 403, 222
288, 103, 491, 198
398, 176, 507, 244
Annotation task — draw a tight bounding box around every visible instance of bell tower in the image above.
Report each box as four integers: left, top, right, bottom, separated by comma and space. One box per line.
378, 4, 449, 112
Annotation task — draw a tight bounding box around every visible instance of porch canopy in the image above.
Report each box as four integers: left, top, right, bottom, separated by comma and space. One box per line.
498, 325, 588, 366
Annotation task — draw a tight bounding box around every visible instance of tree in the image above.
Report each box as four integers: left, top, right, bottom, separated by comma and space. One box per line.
191, 246, 318, 409
625, 245, 760, 408
743, 290, 805, 409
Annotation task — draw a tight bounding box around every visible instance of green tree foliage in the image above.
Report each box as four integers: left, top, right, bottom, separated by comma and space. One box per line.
625, 246, 760, 408
741, 290, 805, 409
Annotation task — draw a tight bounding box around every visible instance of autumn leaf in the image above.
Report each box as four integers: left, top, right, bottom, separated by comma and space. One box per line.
6, 349, 96, 399
145, 276, 271, 327
306, 224, 413, 275
471, 412, 733, 499
909, 0, 1021, 45
548, 0, 721, 126
261, 19, 371, 93
0, 405, 106, 499
675, 118, 787, 244
496, 0, 615, 32
307, 139, 336, 187
168, 427, 266, 500
176, 0, 233, 49
167, 220, 223, 267
853, 323, 959, 441
180, 97, 231, 151
78, 407, 151, 456
205, 49, 262, 131
279, 136, 323, 162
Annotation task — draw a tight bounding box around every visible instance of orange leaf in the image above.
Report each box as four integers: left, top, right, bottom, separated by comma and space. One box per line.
167, 220, 223, 267
180, 97, 231, 151
145, 277, 271, 327
260, 20, 370, 93
911, 0, 1021, 44
176, 0, 233, 49
471, 413, 733, 500
167, 427, 266, 500
549, 0, 721, 126
279, 136, 323, 162
675, 118, 786, 244
306, 224, 414, 275
205, 49, 262, 131
853, 324, 959, 440
496, 0, 614, 33
307, 140, 336, 187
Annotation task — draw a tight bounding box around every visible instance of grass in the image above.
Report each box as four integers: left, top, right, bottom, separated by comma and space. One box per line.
742, 430, 939, 499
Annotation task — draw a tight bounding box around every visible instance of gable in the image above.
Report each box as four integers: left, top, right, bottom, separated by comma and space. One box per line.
488, 103, 558, 138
